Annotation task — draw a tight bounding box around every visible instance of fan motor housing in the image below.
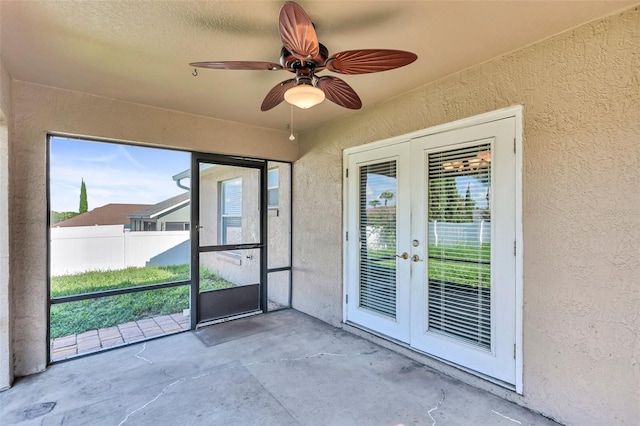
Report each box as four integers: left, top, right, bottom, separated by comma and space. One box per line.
280, 44, 329, 70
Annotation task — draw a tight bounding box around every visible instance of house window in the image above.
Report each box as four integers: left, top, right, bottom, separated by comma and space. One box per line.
165, 222, 190, 231
268, 168, 279, 208
221, 178, 242, 245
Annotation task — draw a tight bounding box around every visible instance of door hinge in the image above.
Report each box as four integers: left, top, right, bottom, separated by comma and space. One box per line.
513, 343, 516, 359
514, 241, 516, 256
346, 231, 348, 241
345, 168, 349, 178
345, 294, 348, 304
514, 138, 516, 153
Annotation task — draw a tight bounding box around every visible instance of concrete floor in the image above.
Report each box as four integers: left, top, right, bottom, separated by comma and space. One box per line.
1, 310, 558, 426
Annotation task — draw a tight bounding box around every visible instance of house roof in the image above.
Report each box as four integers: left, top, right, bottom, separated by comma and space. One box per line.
127, 192, 190, 219
55, 204, 152, 228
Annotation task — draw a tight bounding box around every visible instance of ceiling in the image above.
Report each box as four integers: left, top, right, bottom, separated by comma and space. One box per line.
1, 1, 636, 131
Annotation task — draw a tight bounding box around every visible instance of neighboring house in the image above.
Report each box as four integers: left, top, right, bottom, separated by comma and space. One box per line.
127, 192, 190, 231
54, 203, 151, 229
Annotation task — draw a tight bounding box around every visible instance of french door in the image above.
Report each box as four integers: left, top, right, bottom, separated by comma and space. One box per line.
345, 114, 519, 385
345, 143, 412, 342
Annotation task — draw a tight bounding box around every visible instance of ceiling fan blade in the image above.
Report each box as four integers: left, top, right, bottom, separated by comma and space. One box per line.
325, 49, 417, 75
190, 61, 283, 71
261, 79, 295, 111
279, 2, 319, 61
316, 76, 362, 109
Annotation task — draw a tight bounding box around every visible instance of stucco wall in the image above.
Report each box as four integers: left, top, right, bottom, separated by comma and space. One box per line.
293, 7, 639, 426
157, 206, 190, 231
0, 55, 12, 390
9, 82, 296, 376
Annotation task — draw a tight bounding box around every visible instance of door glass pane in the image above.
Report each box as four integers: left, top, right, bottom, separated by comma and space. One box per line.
427, 144, 491, 349
199, 164, 260, 247
359, 161, 397, 318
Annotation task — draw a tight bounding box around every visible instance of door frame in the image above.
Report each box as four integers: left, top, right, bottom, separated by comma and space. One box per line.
342, 105, 523, 393
190, 153, 268, 328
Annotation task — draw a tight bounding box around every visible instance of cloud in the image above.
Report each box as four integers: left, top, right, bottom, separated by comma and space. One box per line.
49, 137, 189, 212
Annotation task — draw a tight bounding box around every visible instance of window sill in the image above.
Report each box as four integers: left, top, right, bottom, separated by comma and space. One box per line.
215, 251, 242, 266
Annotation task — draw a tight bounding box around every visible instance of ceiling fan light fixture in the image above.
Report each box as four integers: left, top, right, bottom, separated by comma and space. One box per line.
284, 84, 325, 109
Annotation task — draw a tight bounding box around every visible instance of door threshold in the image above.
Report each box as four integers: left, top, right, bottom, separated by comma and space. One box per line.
196, 310, 263, 329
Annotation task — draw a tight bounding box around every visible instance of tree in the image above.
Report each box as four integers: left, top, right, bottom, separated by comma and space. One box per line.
462, 183, 475, 222
369, 199, 381, 208
79, 179, 88, 214
379, 191, 394, 206
50, 211, 79, 224
429, 177, 475, 223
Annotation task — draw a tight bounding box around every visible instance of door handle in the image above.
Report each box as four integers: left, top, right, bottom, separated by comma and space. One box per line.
411, 254, 423, 262
396, 252, 409, 260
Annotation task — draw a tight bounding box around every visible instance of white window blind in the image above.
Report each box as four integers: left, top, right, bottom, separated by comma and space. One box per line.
359, 161, 397, 318
221, 178, 242, 245
427, 144, 492, 349
268, 168, 279, 208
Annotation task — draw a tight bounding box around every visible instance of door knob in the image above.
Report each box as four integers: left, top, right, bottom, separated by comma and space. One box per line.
396, 252, 409, 260
411, 254, 423, 262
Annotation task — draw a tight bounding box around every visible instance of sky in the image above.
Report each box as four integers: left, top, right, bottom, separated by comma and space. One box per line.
366, 174, 489, 209
49, 137, 190, 212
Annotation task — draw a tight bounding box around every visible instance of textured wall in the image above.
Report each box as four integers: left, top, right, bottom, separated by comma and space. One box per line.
293, 7, 640, 425
0, 56, 12, 390
9, 82, 296, 376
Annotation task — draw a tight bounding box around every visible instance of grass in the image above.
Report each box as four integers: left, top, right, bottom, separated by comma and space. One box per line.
50, 264, 233, 339
364, 244, 491, 288
428, 244, 491, 288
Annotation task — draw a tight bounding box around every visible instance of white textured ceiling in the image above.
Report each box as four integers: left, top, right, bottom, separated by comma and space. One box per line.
1, 1, 636, 131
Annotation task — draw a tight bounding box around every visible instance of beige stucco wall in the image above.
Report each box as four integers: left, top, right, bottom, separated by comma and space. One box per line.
293, 7, 640, 426
9, 82, 296, 377
0, 55, 13, 390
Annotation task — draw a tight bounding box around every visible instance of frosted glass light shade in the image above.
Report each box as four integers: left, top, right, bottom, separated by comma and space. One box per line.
284, 85, 325, 109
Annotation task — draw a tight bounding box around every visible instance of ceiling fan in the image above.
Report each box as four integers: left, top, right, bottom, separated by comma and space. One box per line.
190, 1, 417, 111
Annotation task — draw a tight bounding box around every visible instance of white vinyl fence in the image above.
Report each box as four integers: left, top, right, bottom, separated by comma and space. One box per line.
366, 220, 491, 249
428, 220, 491, 247
50, 225, 189, 276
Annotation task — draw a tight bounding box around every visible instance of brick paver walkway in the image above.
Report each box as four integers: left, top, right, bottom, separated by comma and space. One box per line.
50, 313, 190, 362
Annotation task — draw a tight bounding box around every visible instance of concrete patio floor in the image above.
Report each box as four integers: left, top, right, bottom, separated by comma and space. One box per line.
1, 310, 558, 426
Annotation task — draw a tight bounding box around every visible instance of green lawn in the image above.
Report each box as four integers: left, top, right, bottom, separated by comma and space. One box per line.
50, 265, 233, 339
364, 244, 491, 288
428, 244, 490, 288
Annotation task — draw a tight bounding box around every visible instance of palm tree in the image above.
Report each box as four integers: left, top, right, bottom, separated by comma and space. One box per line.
379, 191, 394, 206
369, 199, 381, 208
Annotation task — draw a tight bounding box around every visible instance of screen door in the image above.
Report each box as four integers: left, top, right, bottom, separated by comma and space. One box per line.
191, 155, 267, 326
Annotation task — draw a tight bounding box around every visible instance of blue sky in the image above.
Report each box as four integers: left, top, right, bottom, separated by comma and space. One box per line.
49, 137, 190, 212
366, 173, 489, 209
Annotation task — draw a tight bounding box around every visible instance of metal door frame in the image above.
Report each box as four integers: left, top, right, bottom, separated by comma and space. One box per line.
190, 153, 268, 328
